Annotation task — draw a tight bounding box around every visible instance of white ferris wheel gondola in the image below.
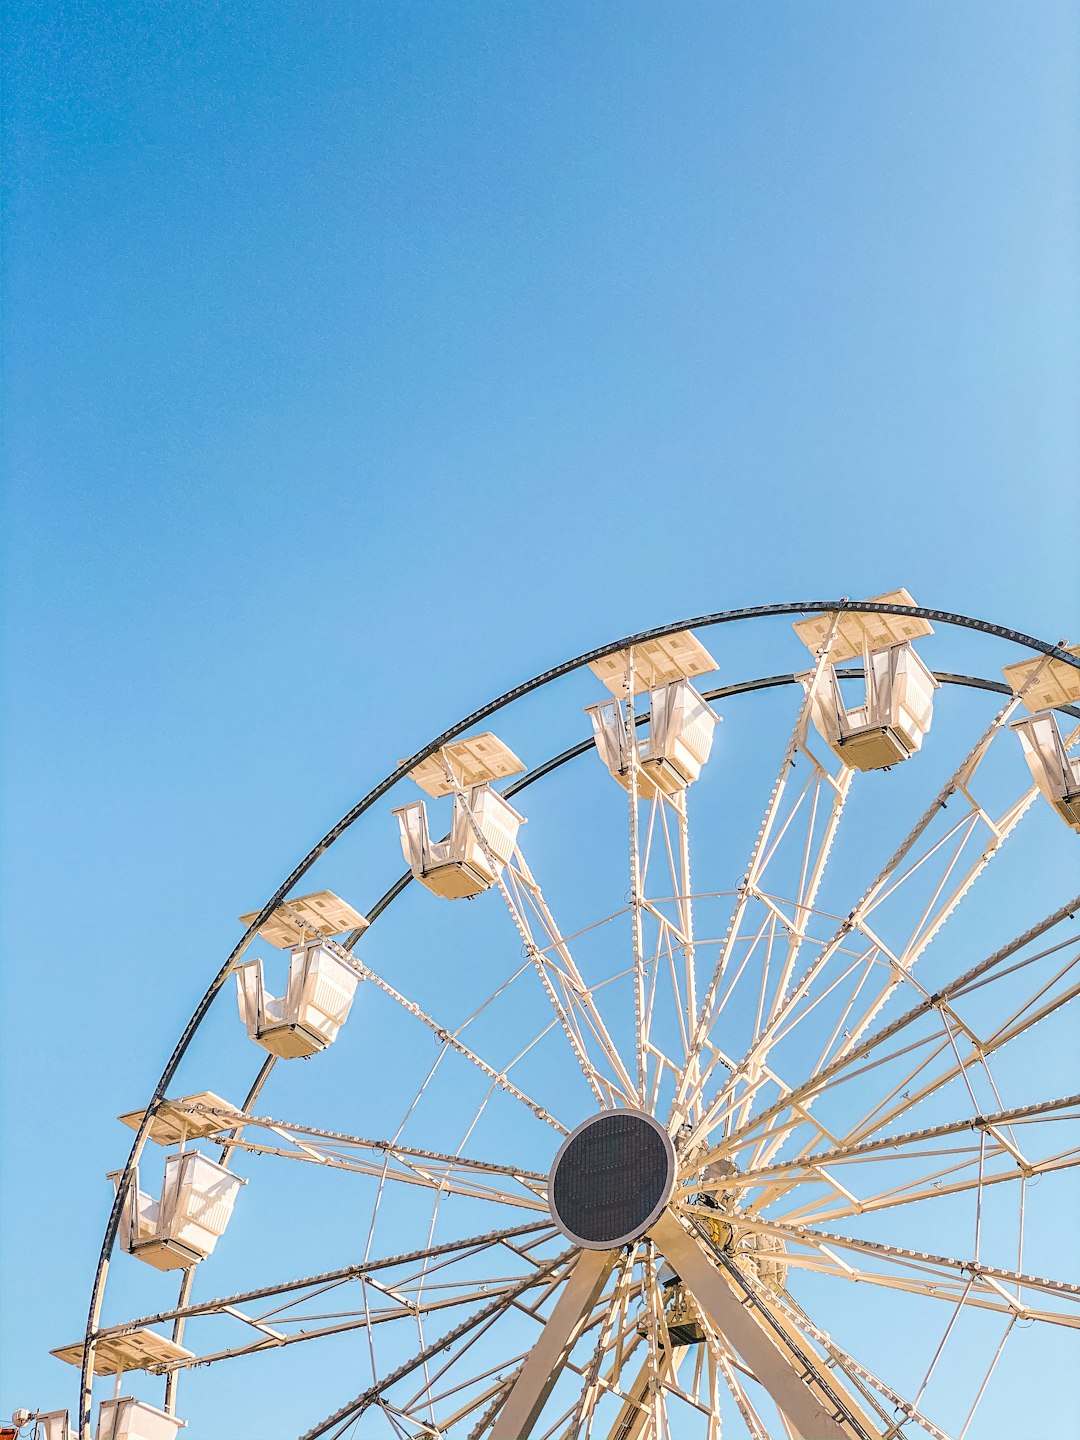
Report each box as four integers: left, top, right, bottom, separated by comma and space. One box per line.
233, 891, 367, 1058
1003, 644, 1080, 832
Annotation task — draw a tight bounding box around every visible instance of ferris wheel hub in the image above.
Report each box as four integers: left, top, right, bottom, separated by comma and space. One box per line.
547, 1108, 677, 1250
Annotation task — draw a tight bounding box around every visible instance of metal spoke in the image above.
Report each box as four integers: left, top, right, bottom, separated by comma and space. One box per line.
694, 897, 1080, 1175
196, 1108, 549, 1211
671, 620, 847, 1131
302, 1247, 578, 1440
94, 1223, 555, 1338
506, 849, 639, 1104
706, 1213, 1080, 1325
702, 789, 1031, 1169
446, 766, 636, 1109
320, 938, 567, 1134
709, 1094, 1080, 1210
687, 697, 1035, 1159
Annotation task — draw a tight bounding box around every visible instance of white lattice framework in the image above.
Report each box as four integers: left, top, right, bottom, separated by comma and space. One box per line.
51, 601, 1080, 1440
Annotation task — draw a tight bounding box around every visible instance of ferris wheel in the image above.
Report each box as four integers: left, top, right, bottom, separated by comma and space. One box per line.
21, 593, 1080, 1440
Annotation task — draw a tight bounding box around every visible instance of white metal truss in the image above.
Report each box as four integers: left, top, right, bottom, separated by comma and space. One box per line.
70, 607, 1080, 1440
680, 696, 1054, 1179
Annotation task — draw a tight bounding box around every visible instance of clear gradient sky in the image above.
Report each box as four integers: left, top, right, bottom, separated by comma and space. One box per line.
2, 3, 1079, 1437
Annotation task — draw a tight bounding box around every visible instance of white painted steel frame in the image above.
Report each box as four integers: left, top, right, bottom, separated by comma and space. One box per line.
75, 602, 1080, 1440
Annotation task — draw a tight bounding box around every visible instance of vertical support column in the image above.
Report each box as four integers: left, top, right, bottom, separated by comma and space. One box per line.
492, 1247, 616, 1440
650, 1212, 879, 1440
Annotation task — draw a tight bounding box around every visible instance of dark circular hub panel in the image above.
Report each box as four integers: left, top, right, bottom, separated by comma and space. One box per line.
548, 1109, 676, 1250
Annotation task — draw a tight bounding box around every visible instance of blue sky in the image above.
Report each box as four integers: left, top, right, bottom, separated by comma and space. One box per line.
2, 3, 1079, 1437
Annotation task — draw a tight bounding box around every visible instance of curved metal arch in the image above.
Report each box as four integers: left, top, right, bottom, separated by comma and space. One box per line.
77, 600, 1079, 1435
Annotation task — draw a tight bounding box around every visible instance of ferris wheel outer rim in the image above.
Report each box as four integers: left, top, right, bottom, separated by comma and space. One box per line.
75, 598, 1080, 1438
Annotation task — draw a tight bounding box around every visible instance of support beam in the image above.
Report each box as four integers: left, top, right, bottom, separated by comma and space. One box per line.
492, 1247, 616, 1439
650, 1212, 880, 1440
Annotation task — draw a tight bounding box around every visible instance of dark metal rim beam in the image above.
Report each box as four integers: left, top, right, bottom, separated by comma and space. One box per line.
77, 600, 1078, 1432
